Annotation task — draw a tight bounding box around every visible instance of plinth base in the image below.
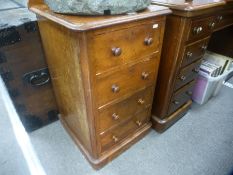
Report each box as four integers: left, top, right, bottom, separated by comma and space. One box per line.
152, 100, 192, 133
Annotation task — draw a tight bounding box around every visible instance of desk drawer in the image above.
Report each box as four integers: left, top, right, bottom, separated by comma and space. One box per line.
88, 20, 162, 74
98, 86, 153, 135
181, 37, 209, 68
95, 56, 159, 108
168, 81, 195, 116
100, 109, 150, 153
188, 17, 214, 42
175, 59, 201, 91
214, 11, 233, 30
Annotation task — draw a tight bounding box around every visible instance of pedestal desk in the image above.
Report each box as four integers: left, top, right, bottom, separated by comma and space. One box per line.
151, 0, 233, 132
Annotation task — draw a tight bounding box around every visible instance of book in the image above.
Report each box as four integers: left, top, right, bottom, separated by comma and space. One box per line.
201, 60, 222, 77
204, 51, 233, 74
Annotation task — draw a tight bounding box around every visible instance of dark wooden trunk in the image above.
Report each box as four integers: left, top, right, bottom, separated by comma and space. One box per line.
0, 18, 58, 132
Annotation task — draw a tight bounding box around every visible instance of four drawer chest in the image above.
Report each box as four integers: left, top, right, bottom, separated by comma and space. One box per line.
29, 0, 171, 168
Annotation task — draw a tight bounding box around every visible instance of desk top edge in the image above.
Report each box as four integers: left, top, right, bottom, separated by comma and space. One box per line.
151, 0, 227, 12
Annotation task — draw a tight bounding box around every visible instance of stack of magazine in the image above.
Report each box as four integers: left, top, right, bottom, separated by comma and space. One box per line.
199, 51, 233, 77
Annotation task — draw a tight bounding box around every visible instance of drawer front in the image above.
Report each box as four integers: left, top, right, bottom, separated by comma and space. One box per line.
95, 56, 159, 107
188, 17, 214, 42
214, 12, 233, 30
100, 109, 150, 153
175, 59, 202, 91
168, 81, 195, 116
98, 87, 153, 135
88, 20, 162, 74
181, 38, 209, 68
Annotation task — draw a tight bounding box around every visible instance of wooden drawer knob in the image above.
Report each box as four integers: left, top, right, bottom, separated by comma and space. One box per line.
112, 47, 122, 56
138, 98, 145, 105
201, 45, 208, 51
193, 26, 203, 35
217, 15, 223, 22
111, 84, 120, 93
186, 91, 193, 96
193, 67, 200, 73
209, 22, 216, 29
112, 113, 119, 120
144, 37, 153, 46
112, 135, 119, 143
173, 100, 180, 105
136, 120, 142, 127
141, 72, 149, 80
186, 52, 193, 59
180, 75, 186, 81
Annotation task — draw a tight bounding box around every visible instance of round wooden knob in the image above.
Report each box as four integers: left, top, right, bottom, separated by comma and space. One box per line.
217, 15, 223, 22
193, 26, 203, 35
112, 135, 118, 143
144, 37, 153, 46
186, 52, 193, 58
112, 113, 119, 120
111, 84, 120, 93
193, 68, 200, 73
209, 22, 216, 29
138, 98, 145, 105
141, 72, 149, 80
136, 120, 142, 127
186, 91, 193, 96
180, 75, 186, 81
112, 47, 122, 56
173, 100, 180, 105
201, 45, 207, 51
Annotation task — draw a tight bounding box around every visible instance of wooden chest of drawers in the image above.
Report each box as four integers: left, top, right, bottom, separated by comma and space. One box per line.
29, 0, 170, 169
151, 0, 233, 132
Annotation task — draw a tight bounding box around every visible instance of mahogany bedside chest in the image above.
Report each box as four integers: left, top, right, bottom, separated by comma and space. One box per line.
28, 0, 171, 168
151, 0, 233, 132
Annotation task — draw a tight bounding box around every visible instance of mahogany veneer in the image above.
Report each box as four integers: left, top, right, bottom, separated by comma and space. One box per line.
151, 0, 233, 132
28, 0, 171, 169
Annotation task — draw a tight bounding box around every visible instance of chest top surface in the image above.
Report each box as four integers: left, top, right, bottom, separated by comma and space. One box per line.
151, 0, 226, 11
29, 2, 171, 31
